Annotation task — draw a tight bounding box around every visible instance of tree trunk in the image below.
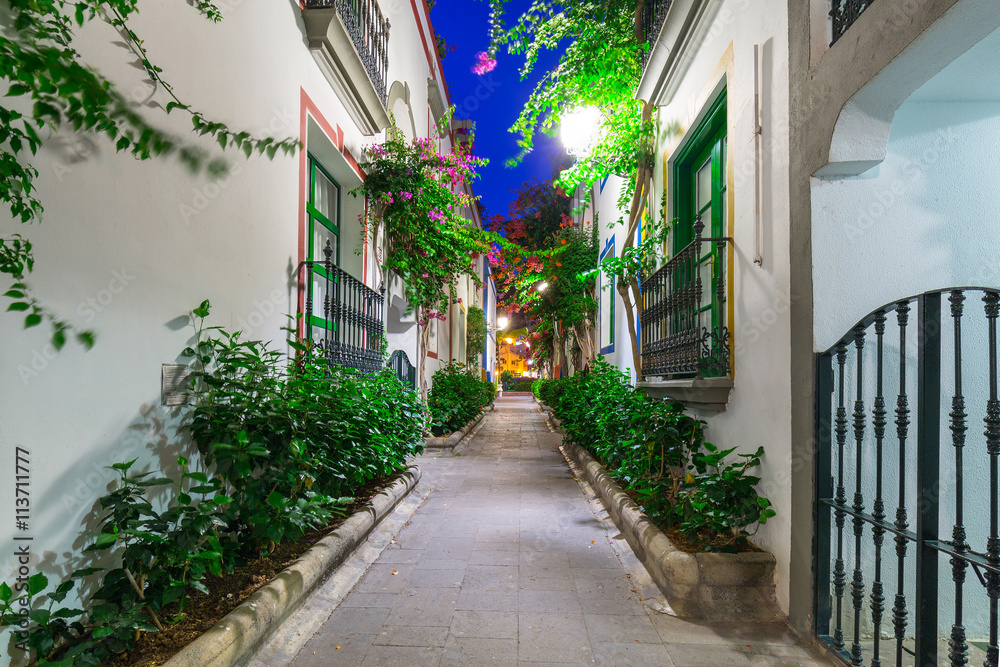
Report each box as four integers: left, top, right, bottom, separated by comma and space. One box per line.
616, 100, 655, 383
419, 312, 431, 402
573, 319, 595, 370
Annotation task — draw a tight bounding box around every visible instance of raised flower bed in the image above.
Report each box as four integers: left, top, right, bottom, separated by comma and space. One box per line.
537, 360, 780, 621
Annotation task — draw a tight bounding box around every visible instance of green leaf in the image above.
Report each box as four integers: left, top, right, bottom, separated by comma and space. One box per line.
91, 626, 114, 638
27, 573, 48, 595
266, 491, 287, 508
7, 301, 30, 312
70, 567, 104, 579
212, 494, 232, 505
84, 533, 118, 551
76, 331, 96, 348
111, 459, 138, 471
0, 582, 12, 602
137, 477, 175, 487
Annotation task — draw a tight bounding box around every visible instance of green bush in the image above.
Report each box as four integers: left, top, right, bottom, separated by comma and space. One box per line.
0, 301, 426, 664
428, 362, 494, 436
538, 359, 774, 552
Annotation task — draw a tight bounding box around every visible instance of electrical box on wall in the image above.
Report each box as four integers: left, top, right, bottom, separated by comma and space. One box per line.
161, 364, 191, 406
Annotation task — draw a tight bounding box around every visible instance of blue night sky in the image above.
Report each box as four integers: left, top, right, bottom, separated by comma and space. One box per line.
428, 0, 567, 221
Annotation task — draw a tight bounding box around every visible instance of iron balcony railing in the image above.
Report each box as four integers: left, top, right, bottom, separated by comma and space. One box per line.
305, 240, 385, 376
303, 0, 390, 105
831, 0, 879, 44
640, 0, 673, 71
815, 288, 1000, 666
640, 215, 730, 379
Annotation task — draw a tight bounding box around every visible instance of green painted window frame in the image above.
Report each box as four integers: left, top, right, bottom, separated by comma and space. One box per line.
672, 89, 727, 337
307, 155, 341, 335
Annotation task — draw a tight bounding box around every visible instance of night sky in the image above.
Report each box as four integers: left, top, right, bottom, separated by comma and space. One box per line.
429, 0, 567, 222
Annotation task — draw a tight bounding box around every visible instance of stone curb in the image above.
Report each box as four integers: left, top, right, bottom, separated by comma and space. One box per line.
424, 404, 494, 449
164, 466, 422, 667
547, 413, 780, 622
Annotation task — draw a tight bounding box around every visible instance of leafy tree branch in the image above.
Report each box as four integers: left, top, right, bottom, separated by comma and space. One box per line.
1, 0, 298, 348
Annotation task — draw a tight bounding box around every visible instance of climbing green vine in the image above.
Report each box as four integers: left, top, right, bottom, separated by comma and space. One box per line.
480, 0, 658, 377
1, 0, 298, 348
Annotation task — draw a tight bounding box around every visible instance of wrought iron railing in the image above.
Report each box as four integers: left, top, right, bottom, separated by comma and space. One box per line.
386, 349, 416, 388
831, 0, 879, 44
305, 240, 385, 376
303, 0, 390, 105
815, 288, 1000, 666
640, 216, 730, 379
640, 0, 673, 71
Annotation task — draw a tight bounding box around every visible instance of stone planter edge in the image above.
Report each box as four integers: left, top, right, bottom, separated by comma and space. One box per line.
163, 466, 422, 667
550, 414, 780, 622
424, 404, 494, 449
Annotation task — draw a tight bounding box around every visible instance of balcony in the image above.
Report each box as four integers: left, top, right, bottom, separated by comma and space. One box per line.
305, 241, 386, 375
830, 0, 879, 44
638, 217, 732, 410
302, 0, 391, 135
640, 0, 673, 71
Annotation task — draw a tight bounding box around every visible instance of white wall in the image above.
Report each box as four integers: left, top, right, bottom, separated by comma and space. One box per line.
656, 0, 794, 612
595, 174, 639, 383
812, 57, 1000, 639
813, 102, 1000, 349
0, 0, 444, 643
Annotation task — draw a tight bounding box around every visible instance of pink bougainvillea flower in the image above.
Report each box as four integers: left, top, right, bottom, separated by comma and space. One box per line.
471, 51, 497, 76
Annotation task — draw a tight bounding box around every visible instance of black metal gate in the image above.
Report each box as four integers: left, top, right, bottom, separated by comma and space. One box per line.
386, 349, 416, 389
815, 288, 1000, 666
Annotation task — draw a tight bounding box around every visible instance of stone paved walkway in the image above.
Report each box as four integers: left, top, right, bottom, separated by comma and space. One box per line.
288, 394, 831, 666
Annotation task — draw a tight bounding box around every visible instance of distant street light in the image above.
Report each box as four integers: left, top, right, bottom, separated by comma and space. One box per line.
560, 106, 603, 157
497, 315, 509, 330
537, 282, 549, 292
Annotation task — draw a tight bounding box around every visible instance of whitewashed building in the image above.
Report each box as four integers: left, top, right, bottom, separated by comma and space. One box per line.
0, 0, 495, 640
590, 0, 1000, 661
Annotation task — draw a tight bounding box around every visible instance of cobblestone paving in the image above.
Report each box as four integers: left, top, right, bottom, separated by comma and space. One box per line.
290, 394, 832, 666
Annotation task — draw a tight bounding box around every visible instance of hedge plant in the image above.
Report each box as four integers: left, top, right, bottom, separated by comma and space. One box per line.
537, 359, 774, 552
428, 362, 495, 436
0, 301, 425, 663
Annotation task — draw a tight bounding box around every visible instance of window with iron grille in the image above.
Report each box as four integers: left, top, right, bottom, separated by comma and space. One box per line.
641, 90, 730, 379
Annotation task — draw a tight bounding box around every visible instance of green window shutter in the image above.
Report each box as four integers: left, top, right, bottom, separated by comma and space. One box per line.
306, 156, 342, 338
668, 90, 729, 377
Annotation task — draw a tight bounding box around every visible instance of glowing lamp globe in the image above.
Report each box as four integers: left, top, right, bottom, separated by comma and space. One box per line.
560, 107, 603, 157
497, 315, 509, 329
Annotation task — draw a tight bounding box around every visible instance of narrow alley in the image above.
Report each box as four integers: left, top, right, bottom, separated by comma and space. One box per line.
280, 395, 829, 666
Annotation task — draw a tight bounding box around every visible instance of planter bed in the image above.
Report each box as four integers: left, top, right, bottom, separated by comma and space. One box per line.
549, 413, 780, 622
101, 467, 421, 667
424, 404, 493, 449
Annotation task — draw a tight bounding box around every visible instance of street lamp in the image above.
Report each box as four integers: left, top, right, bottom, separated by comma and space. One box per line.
560, 106, 603, 157
497, 315, 509, 330
537, 282, 549, 293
